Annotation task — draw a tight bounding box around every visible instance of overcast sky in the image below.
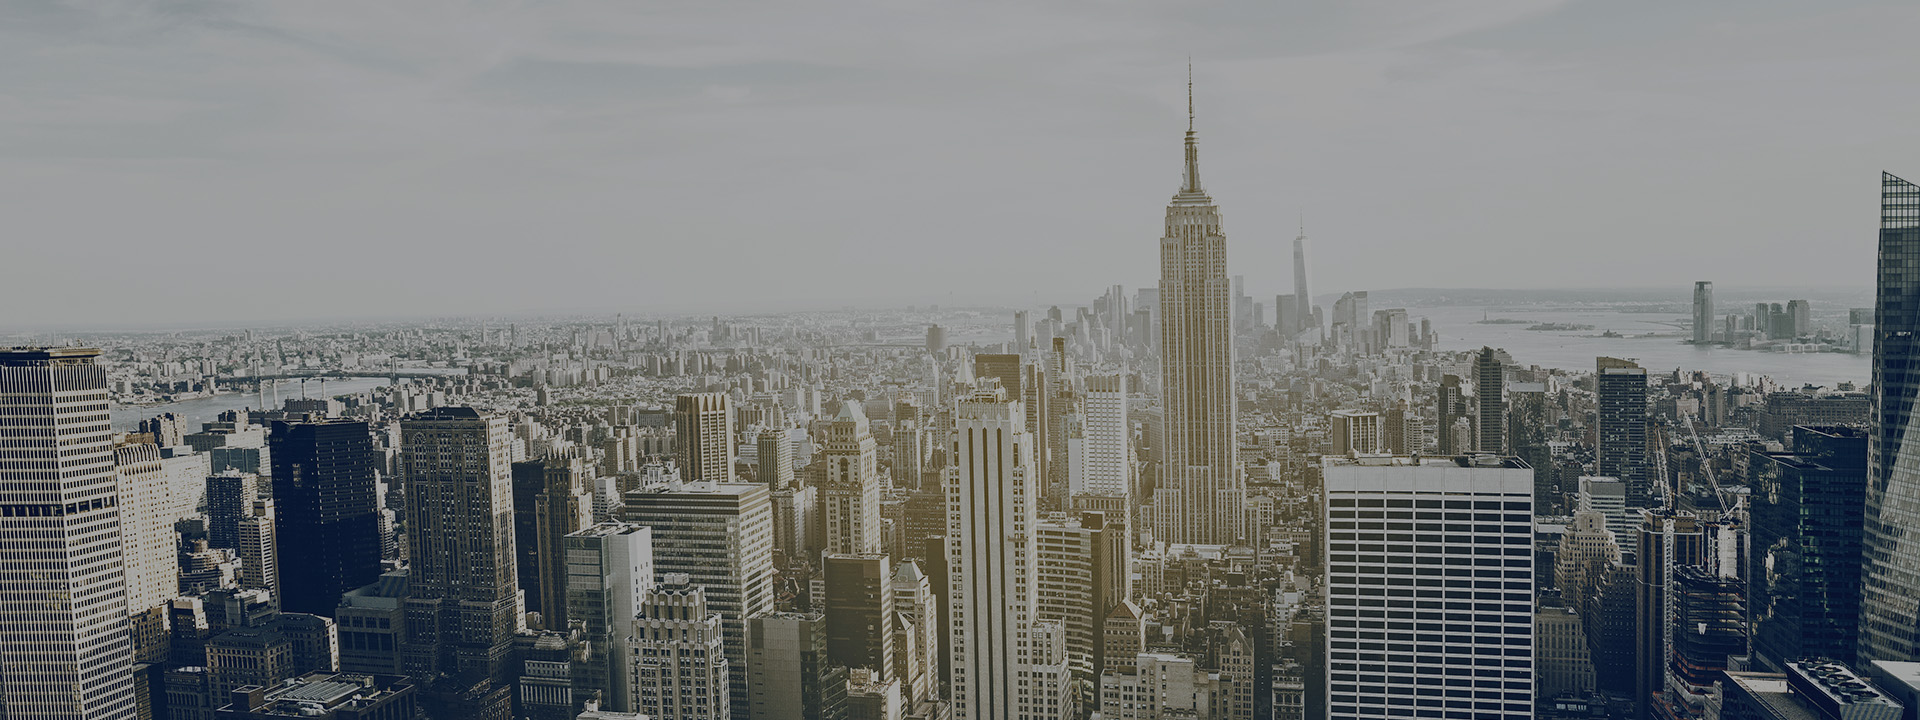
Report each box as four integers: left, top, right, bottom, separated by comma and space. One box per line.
5, 0, 1917, 327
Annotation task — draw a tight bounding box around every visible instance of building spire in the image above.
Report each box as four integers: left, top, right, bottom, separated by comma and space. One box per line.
1183, 59, 1202, 193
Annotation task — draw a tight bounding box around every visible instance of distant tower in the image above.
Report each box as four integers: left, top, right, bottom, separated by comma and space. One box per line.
1692, 282, 1714, 344
1155, 70, 1243, 545
675, 392, 736, 484
1293, 222, 1313, 335
0, 348, 138, 720
1474, 347, 1505, 453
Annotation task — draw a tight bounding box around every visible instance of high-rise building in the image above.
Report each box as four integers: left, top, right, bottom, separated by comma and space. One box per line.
1155, 83, 1243, 546
1633, 510, 1705, 720
1328, 410, 1384, 456
114, 442, 180, 663
822, 401, 883, 556
1071, 375, 1130, 498
824, 553, 895, 679
1474, 346, 1505, 453
564, 522, 653, 713
760, 427, 796, 489
0, 348, 138, 720
1436, 375, 1468, 456
1596, 358, 1651, 507
532, 455, 594, 630
890, 560, 941, 711
206, 469, 258, 551
268, 420, 384, 617
621, 482, 773, 720
1749, 425, 1868, 669
397, 407, 519, 718
1863, 171, 1920, 665
236, 495, 280, 602
1692, 282, 1714, 343
1293, 227, 1313, 338
1788, 298, 1812, 338
1577, 476, 1635, 558
946, 387, 1059, 720
1321, 455, 1535, 720
676, 392, 736, 484
747, 612, 850, 720
891, 399, 924, 490
630, 574, 730, 720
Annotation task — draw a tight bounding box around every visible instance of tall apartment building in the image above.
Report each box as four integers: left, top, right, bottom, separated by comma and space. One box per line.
621, 481, 773, 720
1596, 358, 1651, 507
824, 553, 895, 679
822, 401, 883, 556
1864, 171, 1920, 665
114, 441, 180, 663
1071, 374, 1130, 499
1693, 281, 1714, 343
676, 392, 736, 484
398, 407, 519, 719
0, 348, 138, 719
565, 522, 653, 713
631, 574, 730, 720
1321, 455, 1535, 719
268, 420, 384, 617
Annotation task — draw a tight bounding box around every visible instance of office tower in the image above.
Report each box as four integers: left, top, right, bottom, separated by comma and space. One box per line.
398, 407, 519, 718
1321, 455, 1535, 720
760, 428, 796, 489
1155, 87, 1242, 546
1274, 294, 1299, 337
565, 522, 653, 713
236, 495, 280, 601
1788, 299, 1812, 337
822, 401, 883, 556
269, 420, 383, 617
946, 387, 1052, 720
1102, 600, 1146, 677
891, 560, 941, 709
770, 483, 816, 562
1473, 346, 1505, 453
1536, 596, 1597, 699
825, 553, 895, 678
926, 325, 947, 355
922, 535, 953, 696
1436, 374, 1467, 456
0, 348, 137, 720
206, 470, 259, 551
533, 455, 594, 630
676, 392, 736, 484
335, 571, 407, 675
114, 442, 179, 662
1293, 225, 1313, 335
748, 612, 850, 720
1035, 510, 1131, 697
1668, 564, 1745, 710
630, 574, 730, 720
892, 399, 925, 490
1071, 375, 1130, 498
1577, 476, 1636, 557
1596, 357, 1651, 507
1750, 425, 1868, 668
1506, 383, 1554, 510
1633, 510, 1705, 720
621, 482, 773, 720
1014, 311, 1032, 355
1692, 282, 1714, 343
974, 353, 1053, 503
1865, 174, 1920, 665
1328, 410, 1384, 456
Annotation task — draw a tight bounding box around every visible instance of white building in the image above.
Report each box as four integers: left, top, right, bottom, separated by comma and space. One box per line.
1321, 455, 1535, 720
1577, 475, 1635, 557
821, 400, 882, 556
566, 522, 654, 713
1071, 374, 1131, 498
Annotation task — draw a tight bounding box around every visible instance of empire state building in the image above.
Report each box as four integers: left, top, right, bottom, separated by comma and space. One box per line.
1153, 79, 1244, 546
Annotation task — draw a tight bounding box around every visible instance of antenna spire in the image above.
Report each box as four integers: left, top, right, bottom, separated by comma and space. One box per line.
1181, 59, 1202, 193
1187, 58, 1194, 132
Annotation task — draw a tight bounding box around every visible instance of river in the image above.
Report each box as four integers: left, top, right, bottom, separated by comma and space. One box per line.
112, 377, 395, 432
1419, 305, 1869, 387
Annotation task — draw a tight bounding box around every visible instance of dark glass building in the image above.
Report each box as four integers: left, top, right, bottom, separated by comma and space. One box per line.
1864, 171, 1920, 664
1596, 358, 1650, 507
268, 420, 384, 617
1748, 425, 1867, 668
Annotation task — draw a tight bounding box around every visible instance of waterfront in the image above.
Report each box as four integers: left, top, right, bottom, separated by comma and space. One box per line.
1419, 304, 1869, 387
112, 377, 393, 432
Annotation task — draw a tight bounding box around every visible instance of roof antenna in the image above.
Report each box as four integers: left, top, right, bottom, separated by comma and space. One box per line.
1187, 57, 1194, 132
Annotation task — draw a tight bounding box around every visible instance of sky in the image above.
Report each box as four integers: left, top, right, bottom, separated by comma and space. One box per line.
4, 0, 1918, 327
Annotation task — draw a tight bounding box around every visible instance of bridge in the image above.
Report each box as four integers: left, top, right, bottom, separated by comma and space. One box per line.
225, 369, 468, 383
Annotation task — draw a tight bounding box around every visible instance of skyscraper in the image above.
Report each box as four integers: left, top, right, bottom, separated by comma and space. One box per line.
1071, 374, 1130, 498
0, 348, 138, 720
1155, 76, 1243, 546
564, 522, 653, 713
621, 481, 773, 720
269, 420, 384, 617
748, 612, 850, 720
676, 392, 736, 484
1474, 346, 1505, 453
631, 574, 730, 720
1293, 224, 1313, 337
1863, 171, 1920, 664
532, 455, 594, 630
821, 400, 882, 556
759, 427, 796, 489
1596, 358, 1651, 507
1437, 375, 1467, 456
1749, 425, 1867, 668
946, 387, 1058, 720
1692, 281, 1714, 344
823, 553, 895, 679
1321, 455, 1535, 720
398, 407, 519, 718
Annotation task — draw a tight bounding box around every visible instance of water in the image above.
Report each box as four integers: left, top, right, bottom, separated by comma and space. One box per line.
1420, 305, 1869, 387
112, 377, 393, 432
